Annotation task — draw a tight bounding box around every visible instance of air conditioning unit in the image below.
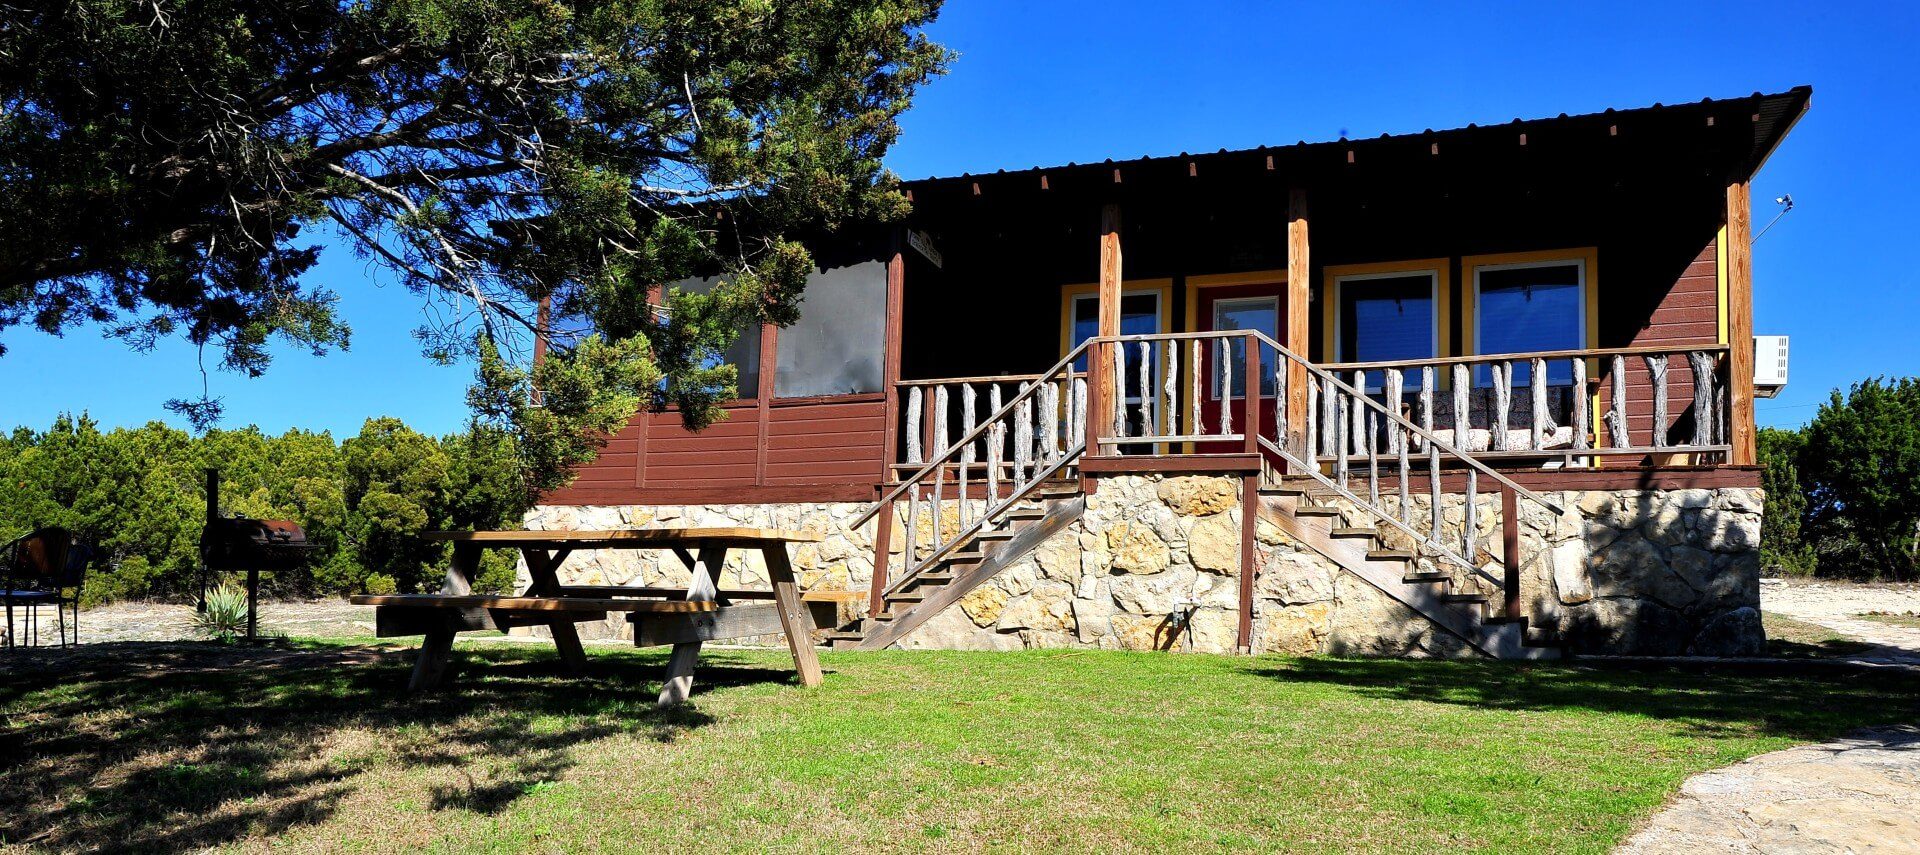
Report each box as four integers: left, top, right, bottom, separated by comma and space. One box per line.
1754, 335, 1788, 398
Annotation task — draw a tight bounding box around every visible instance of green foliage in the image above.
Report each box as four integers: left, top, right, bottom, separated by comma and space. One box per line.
192, 583, 252, 642
1758, 378, 1920, 582
1798, 377, 1920, 581
1756, 427, 1815, 576
0, 413, 532, 603
1, 0, 948, 495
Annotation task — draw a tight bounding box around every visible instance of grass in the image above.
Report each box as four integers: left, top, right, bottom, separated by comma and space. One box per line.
1762, 611, 1877, 659
1857, 611, 1920, 630
2, 640, 1918, 854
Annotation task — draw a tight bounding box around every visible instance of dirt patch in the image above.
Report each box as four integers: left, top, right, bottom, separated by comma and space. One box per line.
3, 599, 375, 648
1762, 578, 1920, 666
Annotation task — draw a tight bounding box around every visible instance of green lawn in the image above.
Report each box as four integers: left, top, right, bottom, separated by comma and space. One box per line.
1762, 611, 1877, 658
1858, 611, 1920, 630
3, 641, 1917, 854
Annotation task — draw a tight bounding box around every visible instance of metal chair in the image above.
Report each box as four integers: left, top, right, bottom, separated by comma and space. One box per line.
3, 528, 91, 648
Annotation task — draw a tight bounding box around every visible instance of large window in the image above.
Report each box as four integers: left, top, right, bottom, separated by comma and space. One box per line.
1473, 259, 1585, 385
773, 260, 886, 397
673, 276, 764, 400
1335, 269, 1438, 390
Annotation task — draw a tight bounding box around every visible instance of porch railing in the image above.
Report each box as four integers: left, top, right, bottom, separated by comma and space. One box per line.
1315, 344, 1732, 465
854, 341, 1093, 598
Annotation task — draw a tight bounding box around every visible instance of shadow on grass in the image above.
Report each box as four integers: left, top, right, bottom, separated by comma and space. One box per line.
1254, 657, 1920, 741
0, 640, 793, 853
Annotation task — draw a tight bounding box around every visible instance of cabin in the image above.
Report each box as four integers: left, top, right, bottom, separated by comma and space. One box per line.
527, 87, 1807, 659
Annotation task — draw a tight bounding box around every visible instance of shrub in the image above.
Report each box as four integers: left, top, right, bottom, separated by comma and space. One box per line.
191, 582, 251, 642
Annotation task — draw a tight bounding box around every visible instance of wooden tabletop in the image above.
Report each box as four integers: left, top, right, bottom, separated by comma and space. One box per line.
420, 527, 824, 547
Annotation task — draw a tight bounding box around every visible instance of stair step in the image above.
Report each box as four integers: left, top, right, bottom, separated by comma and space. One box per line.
909, 571, 955, 584
890, 591, 925, 603
1440, 593, 1488, 604
1003, 507, 1047, 521
1483, 615, 1527, 626
1366, 550, 1415, 562
1293, 506, 1342, 518
1404, 571, 1451, 583
824, 631, 866, 642
1329, 527, 1377, 538
975, 530, 1017, 541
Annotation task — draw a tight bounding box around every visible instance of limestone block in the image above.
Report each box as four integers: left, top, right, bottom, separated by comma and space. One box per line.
1552, 539, 1592, 604
1588, 533, 1698, 610
1560, 597, 1690, 656
1254, 602, 1332, 656
1255, 551, 1336, 605
1641, 501, 1690, 547
1072, 596, 1115, 643
999, 581, 1076, 633
1686, 606, 1765, 657
1106, 521, 1170, 574
958, 585, 1008, 627
1155, 475, 1239, 516
898, 605, 1022, 651
1111, 568, 1196, 615
1188, 511, 1241, 574
1691, 511, 1761, 553
1109, 613, 1180, 651
1033, 531, 1080, 580
1715, 487, 1764, 514
1186, 608, 1239, 653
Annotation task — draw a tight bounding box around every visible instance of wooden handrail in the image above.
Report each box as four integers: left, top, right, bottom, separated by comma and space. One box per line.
1319, 343, 1729, 372
1244, 329, 1568, 516
895, 372, 1053, 387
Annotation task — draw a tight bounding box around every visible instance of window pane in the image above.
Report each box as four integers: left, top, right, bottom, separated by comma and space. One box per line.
1477, 263, 1581, 384
1212, 297, 1278, 398
774, 260, 886, 397
1339, 273, 1434, 390
1070, 292, 1158, 374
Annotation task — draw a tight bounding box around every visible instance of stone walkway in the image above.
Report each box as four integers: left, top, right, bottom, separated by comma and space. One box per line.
1618, 725, 1920, 854
1763, 578, 1920, 666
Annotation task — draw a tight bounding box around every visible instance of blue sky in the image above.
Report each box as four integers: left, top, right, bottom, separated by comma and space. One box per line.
2, 0, 1914, 437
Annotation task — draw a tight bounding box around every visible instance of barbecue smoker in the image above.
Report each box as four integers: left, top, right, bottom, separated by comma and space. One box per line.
199, 469, 316, 640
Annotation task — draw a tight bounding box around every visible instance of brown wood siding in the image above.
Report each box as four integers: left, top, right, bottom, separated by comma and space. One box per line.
1605, 239, 1719, 447
545, 394, 885, 505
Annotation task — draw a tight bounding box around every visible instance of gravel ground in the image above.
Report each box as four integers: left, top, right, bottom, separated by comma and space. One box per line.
1, 598, 375, 647
1763, 578, 1920, 666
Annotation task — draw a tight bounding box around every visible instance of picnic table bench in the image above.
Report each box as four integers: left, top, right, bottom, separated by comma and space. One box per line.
349, 527, 832, 707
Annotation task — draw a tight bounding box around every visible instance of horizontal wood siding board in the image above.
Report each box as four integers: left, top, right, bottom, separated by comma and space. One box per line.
544, 484, 878, 505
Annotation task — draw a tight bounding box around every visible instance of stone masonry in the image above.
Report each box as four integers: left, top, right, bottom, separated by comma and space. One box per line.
523, 476, 1764, 656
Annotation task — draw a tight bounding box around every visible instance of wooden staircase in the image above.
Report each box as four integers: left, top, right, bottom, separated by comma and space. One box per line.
832, 483, 1084, 650
1258, 476, 1561, 659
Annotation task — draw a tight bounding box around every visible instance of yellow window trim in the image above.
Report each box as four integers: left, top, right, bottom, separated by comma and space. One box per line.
1057, 278, 1174, 358
1321, 258, 1453, 365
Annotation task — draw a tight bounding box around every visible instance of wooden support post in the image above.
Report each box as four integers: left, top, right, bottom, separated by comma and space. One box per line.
1501, 486, 1521, 618
1726, 180, 1756, 465
1238, 333, 1263, 651
869, 241, 907, 616
1238, 472, 1258, 653
1093, 203, 1123, 458
523, 548, 587, 672
1285, 189, 1311, 458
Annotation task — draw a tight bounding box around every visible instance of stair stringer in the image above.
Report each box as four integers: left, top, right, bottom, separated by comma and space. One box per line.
855, 497, 1086, 651
1255, 494, 1557, 660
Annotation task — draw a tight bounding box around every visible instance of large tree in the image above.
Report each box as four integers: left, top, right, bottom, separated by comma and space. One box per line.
1799, 377, 1920, 581
0, 0, 947, 498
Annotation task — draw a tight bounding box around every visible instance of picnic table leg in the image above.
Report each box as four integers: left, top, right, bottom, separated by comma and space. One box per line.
409, 621, 458, 692
406, 541, 482, 692
763, 544, 823, 689
522, 548, 588, 672
657, 544, 725, 707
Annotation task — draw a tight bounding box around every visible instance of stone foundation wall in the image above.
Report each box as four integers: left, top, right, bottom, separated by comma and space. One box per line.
524, 478, 1764, 656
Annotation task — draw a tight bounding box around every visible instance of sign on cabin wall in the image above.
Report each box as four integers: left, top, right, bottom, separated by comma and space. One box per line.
909, 229, 943, 269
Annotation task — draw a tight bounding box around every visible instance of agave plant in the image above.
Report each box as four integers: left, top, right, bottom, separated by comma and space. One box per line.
192, 582, 251, 642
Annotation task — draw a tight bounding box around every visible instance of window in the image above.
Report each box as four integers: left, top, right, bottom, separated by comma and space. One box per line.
1473, 259, 1585, 385
1335, 270, 1438, 390
673, 276, 764, 400
773, 260, 886, 397
1069, 290, 1161, 401
1211, 296, 1279, 399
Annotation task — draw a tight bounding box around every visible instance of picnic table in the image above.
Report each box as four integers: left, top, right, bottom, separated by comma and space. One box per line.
349, 528, 828, 707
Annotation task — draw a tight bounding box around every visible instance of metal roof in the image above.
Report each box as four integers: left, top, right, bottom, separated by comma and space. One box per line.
901, 86, 1811, 194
